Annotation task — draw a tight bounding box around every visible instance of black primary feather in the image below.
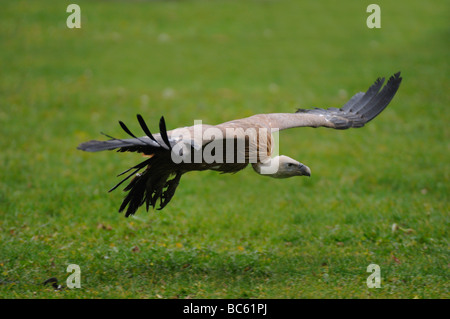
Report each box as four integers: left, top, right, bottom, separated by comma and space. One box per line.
137, 114, 158, 143
108, 158, 153, 193
118, 120, 156, 147
296, 72, 402, 129
341, 77, 385, 113
158, 116, 172, 150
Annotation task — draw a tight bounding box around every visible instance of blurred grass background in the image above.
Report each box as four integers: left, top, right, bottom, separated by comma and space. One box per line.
0, 0, 448, 298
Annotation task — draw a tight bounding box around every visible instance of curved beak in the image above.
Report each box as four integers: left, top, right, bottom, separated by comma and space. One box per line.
299, 164, 311, 177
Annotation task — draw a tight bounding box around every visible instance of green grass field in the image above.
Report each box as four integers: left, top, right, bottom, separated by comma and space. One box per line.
0, 0, 448, 299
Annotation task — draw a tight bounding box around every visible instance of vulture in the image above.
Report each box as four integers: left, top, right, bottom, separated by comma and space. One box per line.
78, 72, 402, 216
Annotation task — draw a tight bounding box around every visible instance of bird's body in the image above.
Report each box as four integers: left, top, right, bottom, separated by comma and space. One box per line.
78, 72, 402, 216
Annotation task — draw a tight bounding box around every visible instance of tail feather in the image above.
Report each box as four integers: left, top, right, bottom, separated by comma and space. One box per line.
77, 137, 154, 152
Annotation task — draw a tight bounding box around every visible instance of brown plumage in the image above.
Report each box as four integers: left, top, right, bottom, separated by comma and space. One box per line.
78, 72, 402, 216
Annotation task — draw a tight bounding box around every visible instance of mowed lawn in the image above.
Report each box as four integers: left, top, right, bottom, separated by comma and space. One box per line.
0, 0, 448, 298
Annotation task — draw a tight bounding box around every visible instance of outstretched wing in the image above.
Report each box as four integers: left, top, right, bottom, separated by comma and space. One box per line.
78, 115, 181, 215
263, 72, 402, 131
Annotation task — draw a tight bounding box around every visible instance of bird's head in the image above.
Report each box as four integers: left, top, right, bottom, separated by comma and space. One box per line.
252, 155, 311, 178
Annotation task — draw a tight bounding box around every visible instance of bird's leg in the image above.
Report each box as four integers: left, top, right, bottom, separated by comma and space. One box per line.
158, 172, 182, 210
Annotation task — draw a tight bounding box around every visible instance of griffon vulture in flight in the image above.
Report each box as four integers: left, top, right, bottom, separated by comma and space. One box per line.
78, 72, 402, 216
